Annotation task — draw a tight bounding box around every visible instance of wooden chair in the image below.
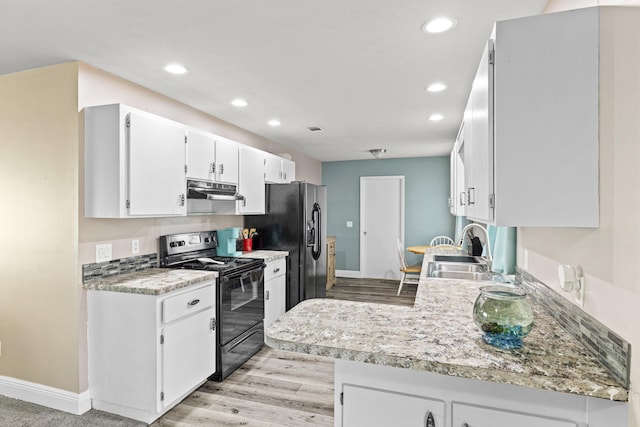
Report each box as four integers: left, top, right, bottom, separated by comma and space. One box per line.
430, 235, 455, 247
396, 239, 421, 296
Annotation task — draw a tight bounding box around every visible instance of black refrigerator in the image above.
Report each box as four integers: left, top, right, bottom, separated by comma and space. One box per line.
247, 182, 327, 310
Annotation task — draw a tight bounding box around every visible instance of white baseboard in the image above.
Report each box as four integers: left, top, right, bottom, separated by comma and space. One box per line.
0, 375, 91, 415
336, 270, 362, 278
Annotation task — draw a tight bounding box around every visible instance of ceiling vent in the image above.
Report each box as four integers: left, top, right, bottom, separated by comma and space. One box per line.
307, 126, 324, 132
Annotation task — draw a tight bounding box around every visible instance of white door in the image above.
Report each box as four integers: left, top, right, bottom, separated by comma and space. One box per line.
214, 136, 239, 184
342, 384, 445, 427
360, 176, 404, 279
162, 308, 215, 409
186, 129, 215, 181
237, 147, 265, 214
127, 112, 186, 216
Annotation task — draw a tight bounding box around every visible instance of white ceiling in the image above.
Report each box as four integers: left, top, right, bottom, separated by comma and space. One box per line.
0, 0, 548, 161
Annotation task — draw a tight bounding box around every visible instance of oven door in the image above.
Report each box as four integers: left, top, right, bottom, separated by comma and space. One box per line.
219, 265, 265, 346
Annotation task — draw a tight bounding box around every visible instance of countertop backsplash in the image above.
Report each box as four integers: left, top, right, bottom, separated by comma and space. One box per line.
516, 267, 630, 388
82, 253, 158, 283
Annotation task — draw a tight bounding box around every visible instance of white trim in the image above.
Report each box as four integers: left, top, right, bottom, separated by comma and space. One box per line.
336, 269, 362, 278
0, 375, 91, 415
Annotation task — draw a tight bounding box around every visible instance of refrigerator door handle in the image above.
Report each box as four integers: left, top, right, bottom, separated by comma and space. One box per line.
311, 202, 322, 260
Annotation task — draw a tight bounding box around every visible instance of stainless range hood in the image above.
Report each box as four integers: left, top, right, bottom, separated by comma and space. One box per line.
186, 179, 245, 214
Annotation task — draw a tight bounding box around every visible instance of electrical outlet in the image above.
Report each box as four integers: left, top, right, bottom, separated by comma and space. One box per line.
96, 244, 112, 263
132, 239, 140, 255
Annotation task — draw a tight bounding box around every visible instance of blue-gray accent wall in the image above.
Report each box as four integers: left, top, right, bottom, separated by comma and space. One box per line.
322, 156, 454, 272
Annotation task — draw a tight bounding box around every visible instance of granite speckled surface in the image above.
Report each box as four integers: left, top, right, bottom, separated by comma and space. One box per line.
238, 250, 288, 262
266, 253, 628, 402
83, 268, 217, 295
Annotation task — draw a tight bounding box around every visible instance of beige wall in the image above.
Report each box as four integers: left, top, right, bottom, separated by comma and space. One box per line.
522, 4, 640, 426
0, 61, 322, 396
0, 63, 82, 392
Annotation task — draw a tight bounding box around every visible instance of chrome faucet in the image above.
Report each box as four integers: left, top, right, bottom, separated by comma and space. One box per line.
458, 223, 492, 271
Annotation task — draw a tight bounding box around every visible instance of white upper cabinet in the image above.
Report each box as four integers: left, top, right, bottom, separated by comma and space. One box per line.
85, 104, 187, 218
465, 40, 494, 223
264, 152, 296, 183
214, 136, 239, 185
463, 8, 602, 227
449, 140, 466, 217
237, 146, 266, 214
186, 129, 215, 181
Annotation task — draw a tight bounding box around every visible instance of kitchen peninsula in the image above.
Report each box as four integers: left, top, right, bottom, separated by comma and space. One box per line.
266, 255, 628, 426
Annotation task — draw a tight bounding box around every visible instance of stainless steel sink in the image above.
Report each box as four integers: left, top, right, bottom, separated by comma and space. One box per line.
428, 270, 492, 280
426, 254, 491, 281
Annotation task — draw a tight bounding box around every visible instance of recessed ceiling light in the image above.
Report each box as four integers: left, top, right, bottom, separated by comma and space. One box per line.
163, 63, 188, 75
429, 113, 444, 121
268, 119, 281, 127
426, 82, 448, 93
231, 98, 248, 107
421, 17, 457, 34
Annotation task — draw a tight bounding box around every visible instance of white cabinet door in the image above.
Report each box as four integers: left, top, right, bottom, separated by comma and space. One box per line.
342, 384, 445, 427
215, 137, 239, 184
453, 402, 577, 427
128, 111, 186, 216
265, 154, 296, 183
162, 307, 215, 408
186, 129, 215, 181
264, 258, 286, 329
466, 39, 494, 223
238, 147, 266, 214
281, 158, 296, 182
264, 152, 283, 183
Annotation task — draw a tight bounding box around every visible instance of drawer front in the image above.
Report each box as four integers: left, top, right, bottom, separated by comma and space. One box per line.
264, 258, 286, 282
163, 284, 215, 324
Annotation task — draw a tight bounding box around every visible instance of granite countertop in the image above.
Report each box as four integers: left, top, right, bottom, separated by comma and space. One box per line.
83, 268, 217, 295
266, 254, 628, 402
239, 250, 288, 262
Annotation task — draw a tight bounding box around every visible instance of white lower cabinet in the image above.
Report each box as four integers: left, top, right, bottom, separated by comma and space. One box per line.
264, 257, 286, 329
343, 385, 444, 427
334, 359, 626, 427
452, 402, 576, 427
88, 282, 216, 423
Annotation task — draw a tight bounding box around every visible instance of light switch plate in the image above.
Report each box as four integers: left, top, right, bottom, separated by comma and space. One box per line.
346, 221, 353, 228
96, 244, 112, 263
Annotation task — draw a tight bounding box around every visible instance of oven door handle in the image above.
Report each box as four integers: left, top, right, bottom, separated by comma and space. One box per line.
220, 264, 266, 282
226, 326, 264, 352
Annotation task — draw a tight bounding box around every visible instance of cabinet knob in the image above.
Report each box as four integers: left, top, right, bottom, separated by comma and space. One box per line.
273, 268, 280, 273
188, 299, 200, 306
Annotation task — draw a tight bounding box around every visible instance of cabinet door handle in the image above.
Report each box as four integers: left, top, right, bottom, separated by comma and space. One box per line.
180, 193, 185, 206
425, 411, 436, 427
210, 162, 215, 174
210, 317, 216, 331
462, 424, 469, 427
188, 299, 200, 306
265, 290, 270, 300
467, 187, 475, 205
220, 164, 224, 175
460, 191, 466, 206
